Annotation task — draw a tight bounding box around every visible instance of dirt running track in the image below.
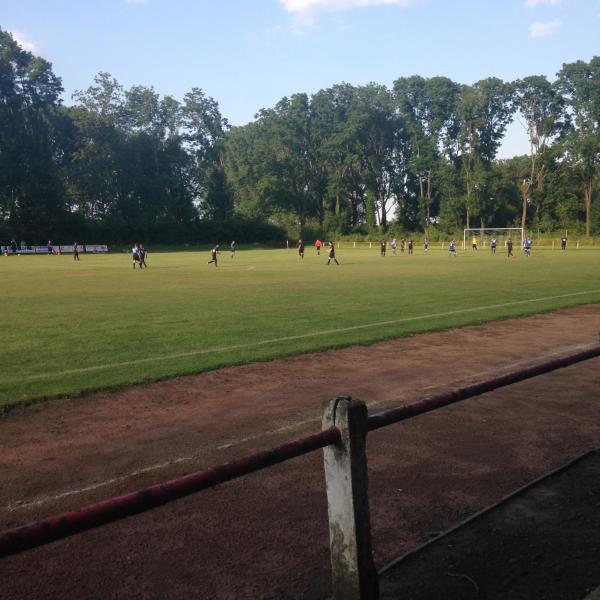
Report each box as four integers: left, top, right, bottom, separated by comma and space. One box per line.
1, 305, 600, 599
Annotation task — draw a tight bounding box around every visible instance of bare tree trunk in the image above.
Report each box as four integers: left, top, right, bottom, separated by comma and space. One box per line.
379, 193, 387, 228
520, 178, 530, 229
425, 168, 432, 237
584, 180, 592, 237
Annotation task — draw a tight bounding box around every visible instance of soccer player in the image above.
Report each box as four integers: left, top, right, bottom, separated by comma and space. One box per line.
47, 240, 53, 255
139, 244, 148, 268
208, 244, 219, 266
524, 237, 532, 257
73, 242, 80, 261
297, 239, 305, 259
490, 237, 497, 254
132, 243, 141, 269
327, 241, 340, 265
230, 240, 236, 259
561, 236, 567, 251
472, 236, 478, 251
315, 239, 322, 255
380, 239, 386, 257
407, 239, 413, 255
448, 239, 457, 257
507, 238, 513, 257
400, 238, 405, 253
423, 238, 429, 253
390, 238, 397, 256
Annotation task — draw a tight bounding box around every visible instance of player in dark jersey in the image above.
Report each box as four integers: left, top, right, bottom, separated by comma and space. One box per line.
380, 240, 386, 257
73, 242, 80, 261
327, 241, 340, 265
561, 236, 567, 251
407, 239, 413, 255
139, 244, 148, 268
207, 244, 219, 266
297, 239, 305, 259
507, 238, 513, 257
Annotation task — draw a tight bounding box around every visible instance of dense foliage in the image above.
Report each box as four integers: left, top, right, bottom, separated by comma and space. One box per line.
1, 28, 598, 243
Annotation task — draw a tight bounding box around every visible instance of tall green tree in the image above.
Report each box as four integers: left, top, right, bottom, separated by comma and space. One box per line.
352, 84, 406, 228
556, 57, 600, 237
455, 78, 514, 230
513, 75, 565, 228
182, 88, 232, 221
0, 28, 67, 241
394, 76, 459, 235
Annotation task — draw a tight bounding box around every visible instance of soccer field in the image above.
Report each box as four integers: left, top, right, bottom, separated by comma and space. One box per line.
1, 246, 599, 411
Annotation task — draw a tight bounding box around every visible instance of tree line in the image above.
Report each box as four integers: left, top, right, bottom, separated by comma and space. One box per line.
1, 28, 598, 245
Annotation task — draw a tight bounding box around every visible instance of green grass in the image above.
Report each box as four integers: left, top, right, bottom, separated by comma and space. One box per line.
1, 246, 599, 412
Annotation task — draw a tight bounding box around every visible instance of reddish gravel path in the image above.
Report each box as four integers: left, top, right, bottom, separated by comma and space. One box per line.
1, 305, 599, 599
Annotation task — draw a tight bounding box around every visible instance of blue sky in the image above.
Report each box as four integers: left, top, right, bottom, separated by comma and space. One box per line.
2, 0, 599, 157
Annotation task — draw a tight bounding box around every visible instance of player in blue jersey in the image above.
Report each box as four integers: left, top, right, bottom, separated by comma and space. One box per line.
448, 239, 457, 257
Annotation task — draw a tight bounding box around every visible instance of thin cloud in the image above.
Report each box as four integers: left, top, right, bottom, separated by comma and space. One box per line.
9, 31, 36, 53
529, 19, 561, 37
124, 0, 149, 4
265, 24, 283, 34
282, 0, 413, 11
282, 0, 414, 32
525, 0, 561, 6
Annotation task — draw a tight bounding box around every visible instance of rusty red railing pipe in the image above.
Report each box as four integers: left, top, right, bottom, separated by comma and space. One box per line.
368, 345, 600, 431
0, 427, 342, 558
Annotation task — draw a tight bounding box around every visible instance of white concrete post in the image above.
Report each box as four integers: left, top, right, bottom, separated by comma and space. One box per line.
322, 397, 379, 600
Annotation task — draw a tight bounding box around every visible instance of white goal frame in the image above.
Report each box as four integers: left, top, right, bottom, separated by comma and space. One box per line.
463, 227, 524, 250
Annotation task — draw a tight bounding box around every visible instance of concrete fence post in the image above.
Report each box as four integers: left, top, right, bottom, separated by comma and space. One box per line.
322, 397, 379, 600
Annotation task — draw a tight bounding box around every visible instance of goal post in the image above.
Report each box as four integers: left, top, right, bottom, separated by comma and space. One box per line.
463, 228, 524, 250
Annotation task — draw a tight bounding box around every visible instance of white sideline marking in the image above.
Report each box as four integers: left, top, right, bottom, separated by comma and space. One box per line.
2, 414, 347, 513
4, 340, 598, 514
8, 289, 600, 384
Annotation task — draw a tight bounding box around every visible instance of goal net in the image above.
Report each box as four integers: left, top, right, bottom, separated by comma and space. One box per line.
463, 228, 524, 250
